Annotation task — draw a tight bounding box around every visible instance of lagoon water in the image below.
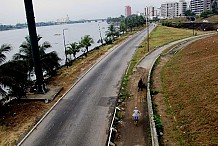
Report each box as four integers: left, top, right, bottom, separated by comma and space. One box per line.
0, 21, 109, 65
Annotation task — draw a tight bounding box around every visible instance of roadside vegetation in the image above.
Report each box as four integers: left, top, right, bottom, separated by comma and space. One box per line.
160, 14, 218, 31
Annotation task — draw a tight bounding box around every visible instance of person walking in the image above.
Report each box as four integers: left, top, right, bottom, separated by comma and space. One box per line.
132, 107, 140, 126
138, 78, 143, 92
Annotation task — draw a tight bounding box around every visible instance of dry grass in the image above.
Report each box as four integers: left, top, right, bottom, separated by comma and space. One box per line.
160, 35, 218, 145
198, 15, 218, 22
142, 25, 206, 51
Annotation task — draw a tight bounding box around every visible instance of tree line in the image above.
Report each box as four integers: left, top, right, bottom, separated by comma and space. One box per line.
0, 14, 145, 104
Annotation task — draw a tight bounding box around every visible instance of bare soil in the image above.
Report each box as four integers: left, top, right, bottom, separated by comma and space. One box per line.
152, 35, 218, 145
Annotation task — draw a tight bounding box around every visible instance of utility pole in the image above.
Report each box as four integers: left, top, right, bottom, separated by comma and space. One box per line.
24, 0, 46, 93
193, 22, 195, 36
98, 23, 103, 45
147, 16, 150, 52
63, 28, 68, 67
191, 16, 195, 36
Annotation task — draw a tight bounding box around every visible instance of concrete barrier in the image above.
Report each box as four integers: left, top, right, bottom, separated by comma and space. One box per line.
147, 55, 160, 146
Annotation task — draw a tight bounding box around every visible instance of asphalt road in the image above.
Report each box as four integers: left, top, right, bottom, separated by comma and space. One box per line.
20, 25, 155, 146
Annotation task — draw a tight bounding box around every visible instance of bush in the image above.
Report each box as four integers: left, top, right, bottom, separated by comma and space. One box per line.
154, 114, 164, 135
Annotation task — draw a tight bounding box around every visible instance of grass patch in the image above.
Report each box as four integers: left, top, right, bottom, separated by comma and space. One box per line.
150, 25, 192, 48
140, 25, 207, 53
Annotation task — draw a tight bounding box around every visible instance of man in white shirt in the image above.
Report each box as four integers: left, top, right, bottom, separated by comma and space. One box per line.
132, 107, 140, 126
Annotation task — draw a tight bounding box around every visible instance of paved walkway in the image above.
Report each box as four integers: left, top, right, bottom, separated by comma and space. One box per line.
21, 85, 63, 102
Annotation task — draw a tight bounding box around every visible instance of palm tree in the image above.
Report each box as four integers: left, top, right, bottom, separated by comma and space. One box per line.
106, 24, 116, 41
80, 35, 94, 54
120, 22, 127, 34
41, 51, 61, 76
13, 36, 34, 78
0, 44, 12, 96
0, 60, 28, 98
0, 44, 12, 64
13, 35, 61, 78
66, 42, 80, 60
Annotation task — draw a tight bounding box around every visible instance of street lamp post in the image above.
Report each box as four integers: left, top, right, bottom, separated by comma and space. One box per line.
191, 17, 196, 36
147, 16, 150, 52
98, 23, 103, 45
192, 21, 195, 36
63, 28, 68, 67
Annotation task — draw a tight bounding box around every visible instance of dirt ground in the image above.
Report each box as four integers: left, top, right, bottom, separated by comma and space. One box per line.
114, 67, 151, 146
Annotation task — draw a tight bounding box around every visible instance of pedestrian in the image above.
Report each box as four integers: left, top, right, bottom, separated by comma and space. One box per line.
132, 107, 140, 126
138, 78, 143, 92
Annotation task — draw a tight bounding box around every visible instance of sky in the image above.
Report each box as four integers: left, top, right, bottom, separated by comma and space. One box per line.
0, 0, 177, 25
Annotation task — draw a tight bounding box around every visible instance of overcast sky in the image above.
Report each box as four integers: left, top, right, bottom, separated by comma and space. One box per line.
1, 0, 178, 25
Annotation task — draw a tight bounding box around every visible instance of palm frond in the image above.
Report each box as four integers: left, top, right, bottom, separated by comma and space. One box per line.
0, 44, 12, 64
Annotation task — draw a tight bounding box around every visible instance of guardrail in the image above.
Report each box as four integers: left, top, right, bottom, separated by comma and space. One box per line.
107, 107, 119, 146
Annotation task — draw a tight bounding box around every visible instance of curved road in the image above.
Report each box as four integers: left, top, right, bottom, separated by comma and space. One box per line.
20, 25, 156, 146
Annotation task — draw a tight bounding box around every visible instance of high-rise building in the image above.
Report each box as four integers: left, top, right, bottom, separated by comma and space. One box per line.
161, 3, 178, 18
190, 0, 204, 15
125, 6, 132, 16
179, 0, 188, 16
145, 6, 155, 18
190, 0, 217, 15
160, 0, 187, 18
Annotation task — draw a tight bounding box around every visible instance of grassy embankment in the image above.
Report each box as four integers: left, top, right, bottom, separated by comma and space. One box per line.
160, 35, 218, 145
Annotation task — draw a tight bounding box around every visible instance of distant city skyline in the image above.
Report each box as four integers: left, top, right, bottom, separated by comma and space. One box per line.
1, 0, 188, 25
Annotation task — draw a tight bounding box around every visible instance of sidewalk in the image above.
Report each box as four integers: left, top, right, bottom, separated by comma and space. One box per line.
21, 85, 63, 102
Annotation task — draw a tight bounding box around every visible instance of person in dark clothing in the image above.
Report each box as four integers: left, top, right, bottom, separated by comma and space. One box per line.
138, 78, 144, 92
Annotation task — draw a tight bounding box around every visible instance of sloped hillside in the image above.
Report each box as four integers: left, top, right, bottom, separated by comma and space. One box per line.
160, 35, 218, 145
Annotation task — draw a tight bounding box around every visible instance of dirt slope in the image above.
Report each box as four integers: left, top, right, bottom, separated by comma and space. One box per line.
152, 35, 218, 145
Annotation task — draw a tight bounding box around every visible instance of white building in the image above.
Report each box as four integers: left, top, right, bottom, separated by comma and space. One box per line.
190, 0, 204, 15
160, 0, 187, 18
145, 6, 155, 18
179, 0, 188, 16
161, 3, 178, 18
190, 0, 218, 15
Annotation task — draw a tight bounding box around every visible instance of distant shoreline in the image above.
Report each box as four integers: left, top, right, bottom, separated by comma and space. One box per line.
0, 19, 106, 32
